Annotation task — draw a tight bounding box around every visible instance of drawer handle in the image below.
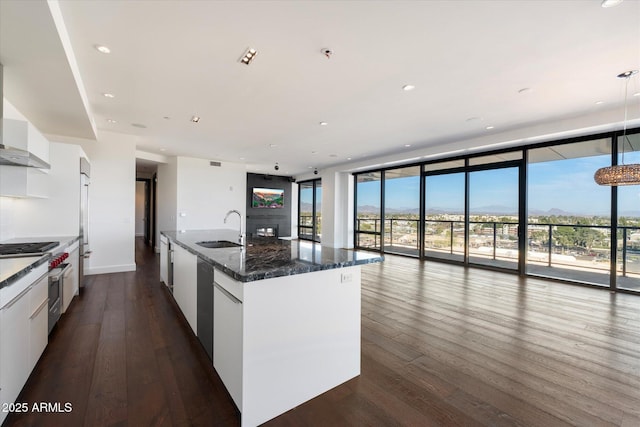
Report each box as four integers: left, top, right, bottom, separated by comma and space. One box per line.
214, 282, 242, 304
30, 298, 49, 319
1, 285, 32, 310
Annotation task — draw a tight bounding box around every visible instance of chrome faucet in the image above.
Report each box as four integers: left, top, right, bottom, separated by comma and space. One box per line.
224, 209, 244, 246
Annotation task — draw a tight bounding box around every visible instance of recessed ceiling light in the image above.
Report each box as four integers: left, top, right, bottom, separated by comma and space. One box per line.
240, 48, 258, 65
191, 115, 200, 123
102, 93, 115, 98
94, 44, 111, 54
269, 144, 277, 148
633, 92, 640, 97
160, 148, 166, 152
319, 121, 328, 126
132, 123, 147, 128
595, 100, 604, 105
107, 119, 117, 123
402, 84, 416, 91
404, 144, 411, 147
239, 157, 245, 160
485, 126, 495, 130
347, 157, 352, 160
601, 0, 624, 8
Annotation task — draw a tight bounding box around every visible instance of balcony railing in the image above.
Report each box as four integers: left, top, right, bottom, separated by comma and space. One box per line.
355, 218, 640, 278
298, 215, 321, 242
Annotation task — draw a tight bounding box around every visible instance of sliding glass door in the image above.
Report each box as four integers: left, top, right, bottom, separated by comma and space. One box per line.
355, 172, 382, 249
353, 128, 640, 293
384, 166, 420, 257
424, 167, 465, 262
298, 179, 321, 242
526, 138, 611, 286
468, 165, 520, 270
616, 133, 640, 292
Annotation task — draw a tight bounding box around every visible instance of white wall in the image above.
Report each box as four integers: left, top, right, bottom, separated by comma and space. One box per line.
0, 197, 15, 241
157, 156, 178, 239
0, 100, 84, 242
0, 100, 24, 241
317, 171, 353, 249
175, 157, 247, 231
290, 182, 298, 238
11, 142, 84, 238
78, 131, 136, 274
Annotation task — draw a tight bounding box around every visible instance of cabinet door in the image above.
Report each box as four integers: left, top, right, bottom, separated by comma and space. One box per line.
62, 249, 79, 313
160, 239, 168, 285
29, 274, 49, 372
0, 286, 30, 412
213, 282, 243, 409
173, 245, 197, 333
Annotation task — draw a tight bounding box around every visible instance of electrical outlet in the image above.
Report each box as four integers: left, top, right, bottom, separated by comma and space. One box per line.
341, 272, 353, 283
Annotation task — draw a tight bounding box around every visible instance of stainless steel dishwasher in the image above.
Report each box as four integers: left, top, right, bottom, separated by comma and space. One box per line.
196, 257, 214, 360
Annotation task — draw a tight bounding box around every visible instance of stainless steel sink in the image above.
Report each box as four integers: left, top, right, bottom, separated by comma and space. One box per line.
196, 240, 241, 249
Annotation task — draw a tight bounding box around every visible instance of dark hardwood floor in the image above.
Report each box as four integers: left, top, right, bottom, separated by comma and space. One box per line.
4, 238, 640, 426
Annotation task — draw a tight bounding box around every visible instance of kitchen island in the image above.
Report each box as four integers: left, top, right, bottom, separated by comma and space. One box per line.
161, 230, 383, 427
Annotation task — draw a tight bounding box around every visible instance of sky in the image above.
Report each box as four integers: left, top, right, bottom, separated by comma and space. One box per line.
356, 155, 640, 216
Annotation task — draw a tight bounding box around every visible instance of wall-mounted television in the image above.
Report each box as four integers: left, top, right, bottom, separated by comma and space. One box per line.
252, 187, 285, 209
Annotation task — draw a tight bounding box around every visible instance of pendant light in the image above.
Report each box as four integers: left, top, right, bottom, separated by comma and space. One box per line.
594, 69, 640, 186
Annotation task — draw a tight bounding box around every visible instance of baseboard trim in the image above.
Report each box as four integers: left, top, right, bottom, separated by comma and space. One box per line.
86, 264, 137, 275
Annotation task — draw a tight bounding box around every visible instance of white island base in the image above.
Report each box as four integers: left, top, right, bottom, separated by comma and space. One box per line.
213, 265, 361, 427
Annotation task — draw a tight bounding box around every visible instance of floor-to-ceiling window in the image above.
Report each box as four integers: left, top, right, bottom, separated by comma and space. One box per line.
526, 138, 612, 286
616, 132, 640, 292
353, 128, 640, 294
424, 160, 465, 262
383, 166, 420, 257
298, 178, 321, 242
355, 172, 382, 249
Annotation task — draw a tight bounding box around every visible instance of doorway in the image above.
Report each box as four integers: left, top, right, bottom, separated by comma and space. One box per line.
135, 178, 155, 247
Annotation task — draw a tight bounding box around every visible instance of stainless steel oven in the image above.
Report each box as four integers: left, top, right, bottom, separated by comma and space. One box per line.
48, 260, 71, 334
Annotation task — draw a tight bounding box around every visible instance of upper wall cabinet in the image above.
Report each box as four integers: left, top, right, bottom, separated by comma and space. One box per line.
0, 119, 50, 198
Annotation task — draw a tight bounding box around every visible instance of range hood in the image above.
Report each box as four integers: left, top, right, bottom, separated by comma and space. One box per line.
0, 63, 51, 169
0, 143, 50, 168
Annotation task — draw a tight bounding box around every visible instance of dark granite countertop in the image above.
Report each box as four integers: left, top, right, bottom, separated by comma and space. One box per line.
162, 229, 383, 283
0, 255, 50, 290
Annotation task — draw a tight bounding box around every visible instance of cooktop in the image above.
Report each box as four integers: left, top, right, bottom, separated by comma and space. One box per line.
0, 241, 59, 256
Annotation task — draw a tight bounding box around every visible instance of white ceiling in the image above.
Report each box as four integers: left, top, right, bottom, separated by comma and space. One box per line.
1, 0, 639, 176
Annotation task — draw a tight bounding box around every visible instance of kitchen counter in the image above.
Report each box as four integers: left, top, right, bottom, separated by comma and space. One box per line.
162, 229, 383, 282
162, 229, 383, 426
0, 255, 49, 289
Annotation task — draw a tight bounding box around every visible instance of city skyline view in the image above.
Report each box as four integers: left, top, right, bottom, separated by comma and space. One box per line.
355, 155, 640, 217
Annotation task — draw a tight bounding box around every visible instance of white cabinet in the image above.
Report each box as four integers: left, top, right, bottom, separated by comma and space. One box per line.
0, 118, 50, 198
0, 286, 31, 425
0, 262, 48, 425
172, 244, 197, 333
213, 269, 243, 409
28, 274, 49, 371
160, 235, 168, 285
62, 243, 80, 313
